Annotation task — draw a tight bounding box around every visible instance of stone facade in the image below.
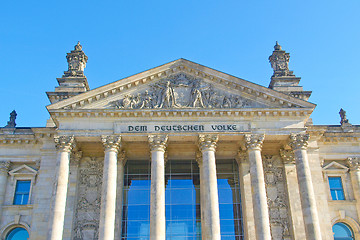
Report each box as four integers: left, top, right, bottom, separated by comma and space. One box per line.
0, 42, 359, 240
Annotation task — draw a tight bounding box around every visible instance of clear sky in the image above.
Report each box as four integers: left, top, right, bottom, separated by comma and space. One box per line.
1, 0, 359, 127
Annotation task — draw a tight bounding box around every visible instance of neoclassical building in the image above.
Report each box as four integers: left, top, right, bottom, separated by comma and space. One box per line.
0, 42, 359, 240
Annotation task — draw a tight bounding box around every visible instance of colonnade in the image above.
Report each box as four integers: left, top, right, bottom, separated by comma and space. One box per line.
47, 133, 323, 240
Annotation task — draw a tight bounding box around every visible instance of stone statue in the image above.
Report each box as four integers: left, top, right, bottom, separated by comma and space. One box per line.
5, 110, 17, 128
339, 108, 349, 125
157, 81, 176, 108
189, 80, 208, 108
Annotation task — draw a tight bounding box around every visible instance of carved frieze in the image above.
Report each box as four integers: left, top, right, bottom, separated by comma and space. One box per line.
263, 156, 292, 239
73, 157, 103, 240
106, 73, 258, 110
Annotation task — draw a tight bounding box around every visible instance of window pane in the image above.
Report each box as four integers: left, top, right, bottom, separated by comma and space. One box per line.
13, 180, 31, 205
328, 177, 345, 200
6, 227, 29, 240
333, 222, 354, 240
217, 160, 243, 239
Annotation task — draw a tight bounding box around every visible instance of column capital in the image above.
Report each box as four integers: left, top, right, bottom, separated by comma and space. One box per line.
195, 151, 202, 165
347, 157, 360, 171
101, 135, 121, 152
244, 134, 265, 151
289, 133, 309, 150
198, 134, 218, 152
280, 149, 295, 165
0, 161, 10, 174
148, 134, 168, 152
54, 135, 75, 152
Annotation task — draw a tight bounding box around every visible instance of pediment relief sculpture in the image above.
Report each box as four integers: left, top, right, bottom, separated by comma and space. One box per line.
106, 74, 261, 110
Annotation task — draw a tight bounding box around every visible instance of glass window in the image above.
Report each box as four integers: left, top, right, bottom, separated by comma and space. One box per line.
328, 177, 345, 200
6, 227, 29, 240
13, 180, 31, 205
332, 222, 354, 240
217, 160, 243, 240
165, 160, 201, 239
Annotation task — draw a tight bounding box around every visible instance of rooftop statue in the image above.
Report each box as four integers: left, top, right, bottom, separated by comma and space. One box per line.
339, 108, 349, 125
4, 110, 17, 128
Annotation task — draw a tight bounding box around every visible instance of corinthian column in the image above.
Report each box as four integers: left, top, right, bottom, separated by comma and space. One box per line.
99, 135, 122, 240
347, 157, 360, 220
0, 161, 10, 220
48, 135, 75, 240
198, 134, 221, 240
244, 134, 271, 240
148, 134, 168, 240
289, 133, 322, 240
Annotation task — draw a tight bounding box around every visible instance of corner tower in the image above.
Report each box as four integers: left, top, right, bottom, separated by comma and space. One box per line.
268, 42, 311, 101
47, 42, 90, 104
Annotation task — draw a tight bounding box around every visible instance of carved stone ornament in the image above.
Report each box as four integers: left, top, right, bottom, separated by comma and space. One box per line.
70, 151, 83, 166
279, 149, 295, 165
235, 150, 247, 164
101, 135, 121, 152
63, 41, 88, 78
263, 156, 292, 239
198, 134, 219, 152
244, 134, 265, 150
118, 150, 127, 166
195, 151, 202, 165
0, 161, 10, 174
347, 157, 360, 171
106, 73, 259, 110
54, 135, 75, 152
73, 157, 103, 240
269, 42, 292, 77
148, 134, 168, 152
339, 108, 351, 125
289, 133, 309, 150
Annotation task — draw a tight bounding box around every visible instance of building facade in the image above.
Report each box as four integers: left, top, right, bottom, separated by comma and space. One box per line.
0, 42, 359, 240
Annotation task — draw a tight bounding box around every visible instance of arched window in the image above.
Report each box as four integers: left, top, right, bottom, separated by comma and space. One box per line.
5, 227, 29, 240
333, 222, 354, 240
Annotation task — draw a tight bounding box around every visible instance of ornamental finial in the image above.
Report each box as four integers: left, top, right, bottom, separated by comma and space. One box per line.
274, 41, 282, 51
63, 42, 88, 77
269, 42, 291, 77
4, 110, 17, 128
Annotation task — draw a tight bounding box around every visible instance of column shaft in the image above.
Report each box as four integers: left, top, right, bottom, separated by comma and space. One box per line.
198, 134, 221, 240
290, 134, 322, 240
99, 136, 122, 240
248, 150, 272, 240
149, 135, 168, 240
245, 134, 271, 240
48, 136, 74, 240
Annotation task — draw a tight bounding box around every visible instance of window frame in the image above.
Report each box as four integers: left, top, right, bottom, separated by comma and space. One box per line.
322, 161, 349, 201
8, 164, 38, 206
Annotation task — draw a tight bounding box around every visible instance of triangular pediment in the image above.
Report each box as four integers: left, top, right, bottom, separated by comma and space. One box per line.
323, 161, 349, 172
47, 59, 315, 112
9, 164, 38, 176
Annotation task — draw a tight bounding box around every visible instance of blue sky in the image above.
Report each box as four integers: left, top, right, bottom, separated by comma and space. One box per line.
1, 0, 359, 127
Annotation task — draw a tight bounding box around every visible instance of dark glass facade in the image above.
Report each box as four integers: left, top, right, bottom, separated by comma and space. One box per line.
122, 159, 243, 240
